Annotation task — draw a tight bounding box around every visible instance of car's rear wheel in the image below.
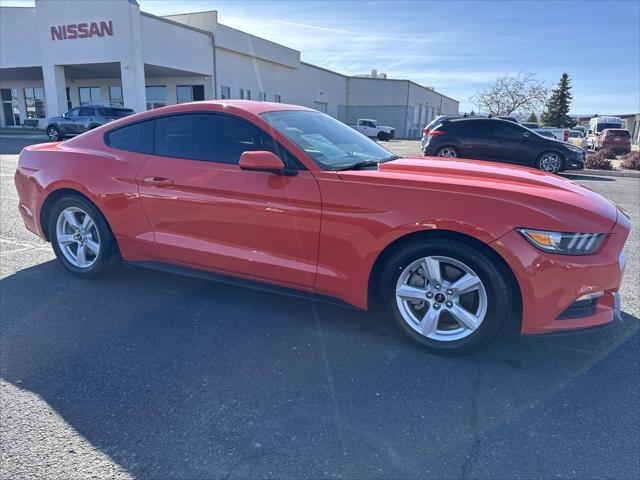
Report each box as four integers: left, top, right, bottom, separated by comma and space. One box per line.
49, 195, 115, 278
537, 151, 564, 173
435, 146, 459, 158
377, 131, 389, 141
378, 239, 512, 355
47, 126, 61, 142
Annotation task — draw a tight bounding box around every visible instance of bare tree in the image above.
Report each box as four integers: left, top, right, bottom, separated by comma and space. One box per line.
470, 73, 548, 116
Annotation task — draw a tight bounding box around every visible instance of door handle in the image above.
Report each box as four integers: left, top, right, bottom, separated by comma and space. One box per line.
143, 176, 174, 187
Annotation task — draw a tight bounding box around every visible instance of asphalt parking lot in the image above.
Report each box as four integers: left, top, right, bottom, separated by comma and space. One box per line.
1, 138, 639, 479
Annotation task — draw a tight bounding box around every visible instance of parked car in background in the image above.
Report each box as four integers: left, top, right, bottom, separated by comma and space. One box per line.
533, 129, 556, 139
567, 129, 588, 149
587, 115, 623, 149
537, 127, 569, 142
47, 105, 135, 141
496, 116, 519, 123
15, 100, 629, 355
421, 114, 486, 149
350, 118, 395, 140
422, 118, 585, 173
521, 122, 539, 130
593, 129, 632, 154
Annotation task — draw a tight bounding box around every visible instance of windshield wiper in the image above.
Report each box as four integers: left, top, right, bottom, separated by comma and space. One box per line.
379, 155, 400, 162
332, 160, 381, 171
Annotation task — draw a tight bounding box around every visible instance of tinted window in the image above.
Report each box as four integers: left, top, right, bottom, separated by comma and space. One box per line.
66, 108, 80, 118
495, 123, 525, 138
79, 107, 94, 117
606, 130, 630, 137
106, 120, 154, 154
97, 108, 134, 118
595, 122, 621, 132
461, 120, 495, 135
154, 113, 297, 166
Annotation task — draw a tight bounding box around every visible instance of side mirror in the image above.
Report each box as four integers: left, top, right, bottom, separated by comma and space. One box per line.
239, 151, 295, 176
588, 130, 593, 134
62, 113, 68, 119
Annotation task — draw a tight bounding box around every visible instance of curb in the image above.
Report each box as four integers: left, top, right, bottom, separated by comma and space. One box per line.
0, 130, 46, 136
566, 169, 640, 179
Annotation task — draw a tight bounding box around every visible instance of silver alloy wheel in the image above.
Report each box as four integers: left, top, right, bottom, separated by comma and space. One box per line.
55, 206, 101, 268
395, 255, 488, 342
539, 152, 561, 172
48, 127, 59, 141
437, 147, 457, 157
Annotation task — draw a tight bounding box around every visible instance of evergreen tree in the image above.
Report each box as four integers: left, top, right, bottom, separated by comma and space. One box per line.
541, 73, 575, 127
469, 110, 476, 116
526, 112, 538, 123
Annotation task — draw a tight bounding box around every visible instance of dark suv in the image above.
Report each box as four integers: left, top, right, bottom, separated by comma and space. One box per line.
422, 118, 585, 173
47, 105, 134, 141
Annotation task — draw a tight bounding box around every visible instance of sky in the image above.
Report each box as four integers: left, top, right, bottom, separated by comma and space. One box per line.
3, 0, 640, 114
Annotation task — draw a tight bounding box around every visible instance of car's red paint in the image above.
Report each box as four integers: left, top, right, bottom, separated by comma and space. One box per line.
15, 100, 630, 335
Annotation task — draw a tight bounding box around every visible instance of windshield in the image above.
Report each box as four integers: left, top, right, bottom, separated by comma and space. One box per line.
261, 111, 395, 169
569, 131, 583, 138
605, 129, 630, 137
596, 122, 621, 132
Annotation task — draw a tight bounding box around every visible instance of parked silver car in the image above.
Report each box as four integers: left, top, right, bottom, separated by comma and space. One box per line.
46, 105, 134, 141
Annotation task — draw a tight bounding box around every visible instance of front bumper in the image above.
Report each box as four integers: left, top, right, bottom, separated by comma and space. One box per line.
490, 213, 630, 335
564, 149, 585, 170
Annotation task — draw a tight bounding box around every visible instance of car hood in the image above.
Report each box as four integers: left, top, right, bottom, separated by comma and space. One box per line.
342, 157, 619, 234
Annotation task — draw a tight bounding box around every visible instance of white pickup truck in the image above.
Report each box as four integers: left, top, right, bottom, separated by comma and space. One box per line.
350, 118, 395, 141
533, 127, 569, 142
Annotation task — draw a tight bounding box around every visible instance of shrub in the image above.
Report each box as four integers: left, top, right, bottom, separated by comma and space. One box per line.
585, 152, 614, 170
598, 148, 617, 159
620, 152, 640, 170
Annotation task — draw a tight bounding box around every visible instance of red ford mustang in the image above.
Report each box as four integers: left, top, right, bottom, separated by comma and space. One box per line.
15, 100, 630, 355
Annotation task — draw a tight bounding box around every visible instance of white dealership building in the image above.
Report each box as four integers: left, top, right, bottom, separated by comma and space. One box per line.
0, 0, 459, 138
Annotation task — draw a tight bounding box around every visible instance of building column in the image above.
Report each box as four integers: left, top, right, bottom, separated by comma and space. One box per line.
120, 60, 147, 114
42, 65, 68, 117
203, 74, 216, 100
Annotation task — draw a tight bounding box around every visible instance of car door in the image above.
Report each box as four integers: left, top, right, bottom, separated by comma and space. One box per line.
358, 120, 370, 136
76, 107, 96, 134
458, 120, 500, 160
136, 112, 322, 288
492, 122, 533, 165
58, 107, 79, 135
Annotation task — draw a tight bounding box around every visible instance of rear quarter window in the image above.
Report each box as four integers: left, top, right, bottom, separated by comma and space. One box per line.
105, 120, 154, 154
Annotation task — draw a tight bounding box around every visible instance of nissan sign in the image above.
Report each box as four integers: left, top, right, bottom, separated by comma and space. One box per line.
50, 21, 113, 41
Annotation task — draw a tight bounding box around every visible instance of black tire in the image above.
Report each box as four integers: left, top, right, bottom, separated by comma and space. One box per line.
47, 125, 62, 142
48, 195, 115, 278
435, 146, 459, 158
536, 151, 564, 174
377, 238, 513, 355
377, 131, 389, 141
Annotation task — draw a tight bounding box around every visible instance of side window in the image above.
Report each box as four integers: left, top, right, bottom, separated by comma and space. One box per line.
465, 121, 494, 136
154, 113, 302, 167
105, 120, 154, 154
495, 123, 524, 138
79, 107, 94, 117
66, 108, 80, 118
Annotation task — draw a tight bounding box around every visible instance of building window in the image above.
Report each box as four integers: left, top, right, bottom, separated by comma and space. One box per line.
246, 90, 251, 100
65, 87, 72, 110
274, 94, 281, 103
313, 101, 328, 113
259, 92, 266, 101
239, 88, 244, 100
1, 88, 21, 126
109, 86, 123, 106
221, 86, 230, 99
79, 87, 101, 105
24, 87, 45, 118
146, 86, 167, 110
177, 85, 205, 104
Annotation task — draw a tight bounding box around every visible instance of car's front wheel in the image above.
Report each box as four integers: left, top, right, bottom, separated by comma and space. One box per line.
435, 146, 459, 158
378, 238, 512, 355
537, 151, 564, 173
377, 131, 389, 141
47, 125, 62, 142
49, 195, 115, 278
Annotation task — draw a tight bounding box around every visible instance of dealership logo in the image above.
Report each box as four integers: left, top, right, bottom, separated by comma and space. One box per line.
50, 21, 113, 41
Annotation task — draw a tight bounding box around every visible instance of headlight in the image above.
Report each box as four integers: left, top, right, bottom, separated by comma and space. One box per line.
516, 228, 605, 255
